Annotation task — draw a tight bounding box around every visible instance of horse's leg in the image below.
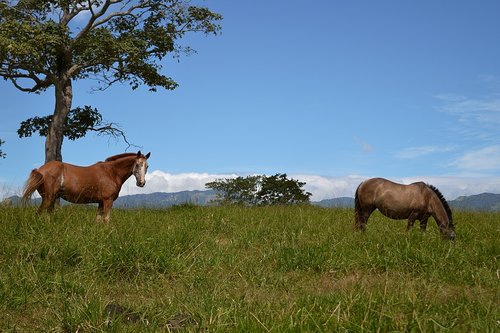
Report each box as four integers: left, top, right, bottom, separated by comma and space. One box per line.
38, 194, 56, 213
37, 177, 59, 213
406, 212, 419, 231
96, 202, 104, 223
419, 217, 428, 232
406, 218, 414, 231
102, 200, 114, 224
355, 206, 374, 231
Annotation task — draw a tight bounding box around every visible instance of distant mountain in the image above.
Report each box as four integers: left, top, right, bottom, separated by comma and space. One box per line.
449, 193, 500, 212
3, 191, 500, 212
313, 197, 355, 208
1, 190, 217, 208
113, 190, 217, 208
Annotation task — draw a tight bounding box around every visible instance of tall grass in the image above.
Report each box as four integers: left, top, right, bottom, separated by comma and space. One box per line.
0, 205, 498, 332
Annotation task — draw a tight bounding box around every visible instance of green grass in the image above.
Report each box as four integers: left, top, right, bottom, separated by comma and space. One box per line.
0, 205, 498, 332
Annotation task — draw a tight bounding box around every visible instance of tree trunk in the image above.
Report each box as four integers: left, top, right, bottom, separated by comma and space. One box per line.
45, 78, 72, 163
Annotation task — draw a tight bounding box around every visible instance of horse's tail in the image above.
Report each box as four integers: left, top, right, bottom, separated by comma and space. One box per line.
22, 169, 43, 206
354, 183, 363, 228
354, 185, 361, 213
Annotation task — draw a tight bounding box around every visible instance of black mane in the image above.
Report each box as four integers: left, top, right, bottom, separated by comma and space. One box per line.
428, 184, 453, 225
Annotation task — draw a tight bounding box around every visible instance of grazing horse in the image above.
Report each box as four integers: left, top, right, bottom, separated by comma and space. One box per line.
22, 151, 151, 223
354, 178, 456, 240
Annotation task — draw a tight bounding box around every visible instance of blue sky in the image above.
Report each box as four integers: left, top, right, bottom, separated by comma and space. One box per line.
1, 0, 500, 200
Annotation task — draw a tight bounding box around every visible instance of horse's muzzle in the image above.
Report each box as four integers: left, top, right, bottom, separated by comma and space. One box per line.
137, 181, 146, 187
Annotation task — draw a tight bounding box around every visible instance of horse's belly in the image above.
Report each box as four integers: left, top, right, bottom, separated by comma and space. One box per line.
376, 198, 416, 219
378, 207, 410, 220
59, 187, 101, 204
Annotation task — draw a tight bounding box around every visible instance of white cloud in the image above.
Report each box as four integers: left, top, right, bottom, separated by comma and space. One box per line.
0, 183, 22, 201
434, 93, 467, 103
355, 138, 374, 153
396, 146, 455, 159
450, 145, 500, 172
298, 174, 500, 201
293, 174, 367, 200
399, 176, 500, 200
3, 171, 500, 203
120, 170, 239, 196
435, 94, 500, 141
121, 172, 369, 201
120, 172, 500, 201
436, 94, 500, 116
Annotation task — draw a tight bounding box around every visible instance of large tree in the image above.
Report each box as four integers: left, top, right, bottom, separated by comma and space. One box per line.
206, 174, 312, 206
0, 0, 222, 162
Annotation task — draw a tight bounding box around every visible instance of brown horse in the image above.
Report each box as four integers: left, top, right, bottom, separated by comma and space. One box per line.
354, 178, 455, 240
22, 151, 151, 223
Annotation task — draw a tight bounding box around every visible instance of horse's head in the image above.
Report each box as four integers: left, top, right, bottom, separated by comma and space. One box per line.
442, 226, 456, 241
133, 151, 151, 187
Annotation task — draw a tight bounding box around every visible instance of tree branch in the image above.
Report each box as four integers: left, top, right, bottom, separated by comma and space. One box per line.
91, 123, 139, 150
73, 0, 112, 41
4, 71, 52, 92
91, 2, 149, 29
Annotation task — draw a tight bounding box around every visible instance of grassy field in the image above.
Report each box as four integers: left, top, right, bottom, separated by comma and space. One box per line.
0, 204, 498, 332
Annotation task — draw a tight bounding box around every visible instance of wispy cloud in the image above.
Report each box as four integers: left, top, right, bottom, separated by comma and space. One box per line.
436, 94, 500, 116
361, 142, 374, 153
355, 138, 374, 153
450, 145, 500, 173
396, 146, 455, 159
435, 94, 500, 141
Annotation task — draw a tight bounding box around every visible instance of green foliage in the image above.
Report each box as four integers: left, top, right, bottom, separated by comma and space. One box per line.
17, 106, 106, 140
0, 206, 498, 331
259, 173, 312, 205
206, 175, 261, 205
206, 173, 312, 205
0, 0, 223, 92
0, 138, 5, 158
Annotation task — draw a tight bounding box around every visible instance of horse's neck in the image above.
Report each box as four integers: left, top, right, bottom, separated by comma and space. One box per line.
430, 194, 449, 224
109, 157, 135, 184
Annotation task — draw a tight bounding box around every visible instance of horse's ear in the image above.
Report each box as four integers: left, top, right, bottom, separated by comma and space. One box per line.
145, 152, 151, 159
137, 150, 142, 157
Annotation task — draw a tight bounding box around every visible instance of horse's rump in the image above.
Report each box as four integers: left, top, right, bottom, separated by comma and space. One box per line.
22, 169, 44, 205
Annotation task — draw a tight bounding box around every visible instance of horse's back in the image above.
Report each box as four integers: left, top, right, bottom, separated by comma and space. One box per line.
359, 178, 427, 195
357, 178, 388, 200
36, 161, 64, 179
357, 177, 430, 219
35, 161, 105, 201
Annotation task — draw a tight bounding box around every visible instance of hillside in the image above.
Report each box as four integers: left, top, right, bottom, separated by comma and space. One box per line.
0, 205, 497, 331
113, 190, 217, 208
314, 197, 355, 208
313, 193, 500, 212
450, 192, 500, 211
4, 191, 500, 211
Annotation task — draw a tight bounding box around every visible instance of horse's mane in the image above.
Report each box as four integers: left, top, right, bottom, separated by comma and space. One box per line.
104, 153, 137, 162
428, 184, 453, 225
